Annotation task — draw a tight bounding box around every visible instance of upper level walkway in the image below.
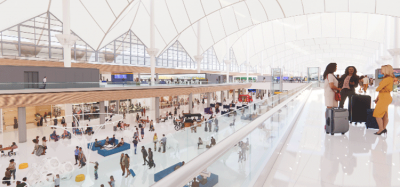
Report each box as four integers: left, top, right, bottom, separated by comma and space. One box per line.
0, 82, 251, 108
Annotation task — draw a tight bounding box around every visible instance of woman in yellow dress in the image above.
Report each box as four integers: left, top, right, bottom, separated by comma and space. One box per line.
373, 65, 394, 135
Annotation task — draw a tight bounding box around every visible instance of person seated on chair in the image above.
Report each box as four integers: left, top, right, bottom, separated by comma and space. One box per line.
5, 142, 18, 156
149, 120, 155, 132
94, 139, 104, 149
0, 144, 4, 156
109, 135, 116, 146
50, 131, 59, 142
84, 125, 92, 134
116, 138, 124, 147
61, 130, 70, 139
117, 121, 123, 130
104, 137, 110, 146
210, 137, 216, 147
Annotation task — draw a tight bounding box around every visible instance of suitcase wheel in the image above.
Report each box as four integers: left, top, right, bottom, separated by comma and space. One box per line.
326, 132, 329, 134
341, 133, 345, 135
331, 133, 334, 135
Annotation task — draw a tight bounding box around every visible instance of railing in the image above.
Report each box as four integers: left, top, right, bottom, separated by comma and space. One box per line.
0, 81, 249, 90
147, 83, 312, 187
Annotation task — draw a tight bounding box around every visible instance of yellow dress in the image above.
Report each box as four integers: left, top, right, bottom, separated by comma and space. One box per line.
373, 76, 393, 118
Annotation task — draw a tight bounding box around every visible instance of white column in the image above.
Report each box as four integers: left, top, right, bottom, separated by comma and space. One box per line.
261, 52, 264, 76
56, 0, 77, 68
0, 109, 2, 133
246, 33, 249, 83
195, 21, 203, 73
147, 0, 159, 85
189, 93, 193, 113
225, 38, 230, 83
389, 17, 400, 68
65, 104, 72, 124
18, 107, 27, 143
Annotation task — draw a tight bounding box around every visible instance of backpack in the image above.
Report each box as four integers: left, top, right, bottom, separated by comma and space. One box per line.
139, 124, 143, 128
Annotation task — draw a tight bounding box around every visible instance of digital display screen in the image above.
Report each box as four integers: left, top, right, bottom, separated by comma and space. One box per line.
378, 69, 400, 79
114, 75, 127, 79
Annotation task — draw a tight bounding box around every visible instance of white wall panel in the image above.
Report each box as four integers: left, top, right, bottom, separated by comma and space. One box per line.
207, 11, 226, 43
335, 13, 351, 38
349, 0, 375, 13
302, 0, 324, 14
167, 0, 191, 33
201, 0, 222, 15
351, 13, 368, 40
307, 14, 322, 38
325, 0, 349, 12
232, 2, 253, 30
367, 14, 385, 42
278, 0, 304, 17
282, 17, 296, 42
321, 13, 336, 37
262, 22, 275, 48
246, 0, 268, 24
182, 0, 205, 23
376, 0, 400, 17
259, 0, 285, 20
220, 7, 239, 35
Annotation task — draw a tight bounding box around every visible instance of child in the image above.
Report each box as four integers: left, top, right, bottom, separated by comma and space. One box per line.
91, 161, 99, 180
53, 174, 60, 187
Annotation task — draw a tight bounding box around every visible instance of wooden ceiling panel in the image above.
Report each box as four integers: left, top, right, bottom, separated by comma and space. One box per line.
0, 84, 251, 108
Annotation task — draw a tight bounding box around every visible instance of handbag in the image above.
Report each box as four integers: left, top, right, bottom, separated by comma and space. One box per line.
327, 75, 341, 101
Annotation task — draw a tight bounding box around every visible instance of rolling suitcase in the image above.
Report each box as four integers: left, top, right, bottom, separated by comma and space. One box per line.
366, 109, 379, 129
326, 108, 349, 135
348, 95, 371, 124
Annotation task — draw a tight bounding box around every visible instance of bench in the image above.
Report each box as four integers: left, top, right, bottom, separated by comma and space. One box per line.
97, 142, 130, 157
154, 162, 182, 182
184, 173, 219, 187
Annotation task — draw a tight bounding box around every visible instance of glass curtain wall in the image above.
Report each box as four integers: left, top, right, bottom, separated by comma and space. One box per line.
229, 48, 240, 73
156, 41, 196, 69
0, 12, 94, 61
97, 30, 149, 65
201, 47, 225, 71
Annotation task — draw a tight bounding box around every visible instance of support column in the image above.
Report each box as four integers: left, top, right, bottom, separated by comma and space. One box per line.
0, 108, 2, 133
238, 88, 241, 96
56, 0, 77, 67
156, 73, 159, 82
147, 0, 159, 85
227, 90, 229, 99
220, 91, 223, 103
155, 97, 160, 122
189, 93, 193, 113
246, 33, 249, 83
389, 17, 400, 68
207, 92, 211, 108
18, 107, 26, 143
232, 89, 235, 102
65, 104, 72, 124
195, 21, 202, 73
117, 100, 120, 114
100, 101, 105, 128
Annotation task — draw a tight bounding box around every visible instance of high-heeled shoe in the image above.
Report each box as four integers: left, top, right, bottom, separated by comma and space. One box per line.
374, 129, 387, 135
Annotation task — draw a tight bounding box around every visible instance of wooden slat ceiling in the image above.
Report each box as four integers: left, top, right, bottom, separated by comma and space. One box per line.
0, 84, 251, 108
0, 58, 261, 76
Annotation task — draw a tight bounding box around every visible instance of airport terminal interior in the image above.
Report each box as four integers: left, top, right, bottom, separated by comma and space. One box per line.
1, 0, 400, 187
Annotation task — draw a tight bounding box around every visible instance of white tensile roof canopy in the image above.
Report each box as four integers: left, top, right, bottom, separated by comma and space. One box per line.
0, 0, 398, 72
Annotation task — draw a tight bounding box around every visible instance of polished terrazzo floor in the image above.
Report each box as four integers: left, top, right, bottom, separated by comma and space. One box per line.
263, 87, 400, 187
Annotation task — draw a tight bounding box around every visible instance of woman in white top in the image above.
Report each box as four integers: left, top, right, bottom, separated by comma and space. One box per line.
323, 63, 341, 108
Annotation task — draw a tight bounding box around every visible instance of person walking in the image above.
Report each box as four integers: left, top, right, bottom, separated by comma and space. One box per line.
61, 117, 66, 127
338, 66, 359, 108
134, 128, 141, 142
120, 153, 125, 176
124, 154, 130, 178
160, 134, 167, 153
74, 146, 79, 165
323, 63, 341, 110
78, 147, 86, 168
140, 126, 145, 139
42, 76, 47, 89
358, 75, 364, 93
373, 65, 394, 135
143, 107, 146, 116
141, 146, 149, 165
363, 76, 369, 93
32, 136, 39, 154
108, 176, 115, 187
8, 159, 16, 181
197, 137, 203, 149
13, 117, 17, 129
153, 133, 158, 150
133, 138, 138, 155
148, 148, 154, 169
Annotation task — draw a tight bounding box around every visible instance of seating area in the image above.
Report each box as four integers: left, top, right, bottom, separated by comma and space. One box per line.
154, 162, 182, 182
184, 173, 219, 187
97, 142, 130, 157
87, 139, 119, 151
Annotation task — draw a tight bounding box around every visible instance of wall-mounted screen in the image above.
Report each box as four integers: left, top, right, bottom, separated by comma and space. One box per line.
378, 69, 400, 79
114, 74, 127, 79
